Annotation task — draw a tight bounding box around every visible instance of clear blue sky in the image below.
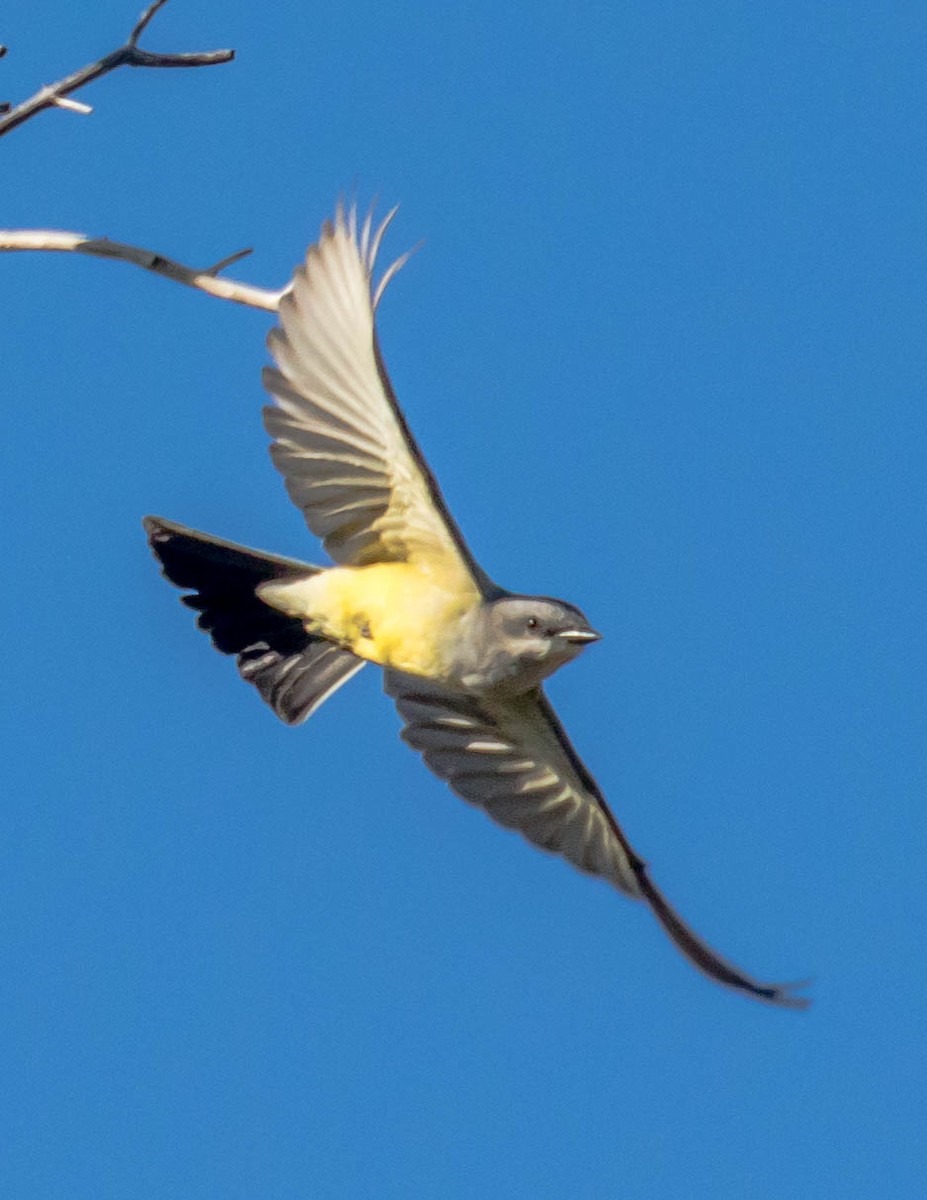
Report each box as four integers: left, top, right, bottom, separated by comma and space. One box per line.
2, 3, 924, 1196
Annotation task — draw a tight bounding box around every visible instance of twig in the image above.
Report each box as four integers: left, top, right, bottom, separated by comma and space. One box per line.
50, 96, 93, 115
0, 230, 286, 312
0, 0, 233, 139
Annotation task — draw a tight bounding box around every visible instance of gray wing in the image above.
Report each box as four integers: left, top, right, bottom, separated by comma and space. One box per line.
262, 205, 490, 599
387, 671, 810, 1008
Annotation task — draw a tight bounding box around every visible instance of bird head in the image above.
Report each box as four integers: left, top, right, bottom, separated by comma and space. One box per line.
483, 595, 601, 688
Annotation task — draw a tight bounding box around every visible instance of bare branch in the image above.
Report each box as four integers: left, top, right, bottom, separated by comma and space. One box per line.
50, 96, 93, 115
0, 230, 286, 312
206, 247, 256, 274
129, 0, 171, 47
0, 0, 233, 139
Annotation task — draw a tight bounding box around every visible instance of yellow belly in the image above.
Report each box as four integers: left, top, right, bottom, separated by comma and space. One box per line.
257, 562, 479, 678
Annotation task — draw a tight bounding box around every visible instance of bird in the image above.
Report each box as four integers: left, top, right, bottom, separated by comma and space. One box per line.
144, 204, 809, 1009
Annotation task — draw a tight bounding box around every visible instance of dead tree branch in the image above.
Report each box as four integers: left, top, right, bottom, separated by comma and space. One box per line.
0, 4, 267, 310
0, 0, 233, 138
0, 229, 285, 312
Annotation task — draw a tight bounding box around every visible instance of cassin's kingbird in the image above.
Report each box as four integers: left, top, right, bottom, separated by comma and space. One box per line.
144, 205, 808, 1008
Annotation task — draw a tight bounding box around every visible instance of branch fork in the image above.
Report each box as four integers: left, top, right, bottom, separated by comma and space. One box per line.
0, 229, 285, 312
0, 0, 233, 138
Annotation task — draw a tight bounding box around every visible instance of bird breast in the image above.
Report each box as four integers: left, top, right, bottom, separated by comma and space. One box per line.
257, 561, 480, 679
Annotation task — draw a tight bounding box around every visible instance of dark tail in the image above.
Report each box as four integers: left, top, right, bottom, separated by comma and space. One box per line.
143, 517, 364, 725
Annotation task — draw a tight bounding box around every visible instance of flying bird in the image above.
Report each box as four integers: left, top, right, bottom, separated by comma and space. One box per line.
144, 205, 809, 1008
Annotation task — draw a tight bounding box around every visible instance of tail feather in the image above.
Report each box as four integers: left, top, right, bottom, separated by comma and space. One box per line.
143, 517, 364, 724
239, 640, 365, 725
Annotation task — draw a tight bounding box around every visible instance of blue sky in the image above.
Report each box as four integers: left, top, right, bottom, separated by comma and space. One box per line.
2, 2, 925, 1196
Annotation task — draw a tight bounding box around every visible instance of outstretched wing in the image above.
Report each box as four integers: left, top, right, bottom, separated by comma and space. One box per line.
263, 205, 491, 599
387, 671, 809, 1008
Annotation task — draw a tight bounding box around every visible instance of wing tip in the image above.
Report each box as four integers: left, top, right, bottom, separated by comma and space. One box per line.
753, 978, 814, 1011
633, 861, 813, 1009
309, 198, 408, 306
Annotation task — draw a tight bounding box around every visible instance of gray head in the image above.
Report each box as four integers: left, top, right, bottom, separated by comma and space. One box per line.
466, 595, 601, 694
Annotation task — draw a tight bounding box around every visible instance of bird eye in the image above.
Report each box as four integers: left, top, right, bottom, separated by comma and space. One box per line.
526, 616, 539, 631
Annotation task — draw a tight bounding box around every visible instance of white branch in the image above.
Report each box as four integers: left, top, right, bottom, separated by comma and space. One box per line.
0, 230, 286, 312
50, 96, 94, 115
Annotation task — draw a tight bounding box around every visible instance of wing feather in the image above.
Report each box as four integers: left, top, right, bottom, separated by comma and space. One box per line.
386, 671, 810, 1008
262, 205, 492, 596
